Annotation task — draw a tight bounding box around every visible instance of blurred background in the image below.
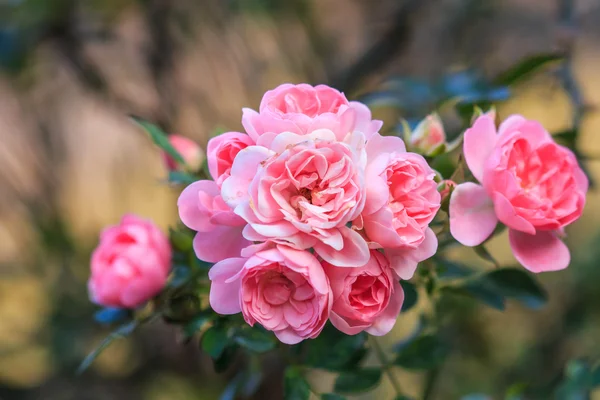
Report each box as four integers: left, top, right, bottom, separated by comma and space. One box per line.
1, 0, 600, 399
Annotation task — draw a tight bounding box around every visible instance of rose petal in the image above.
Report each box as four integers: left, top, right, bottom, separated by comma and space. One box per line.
449, 182, 498, 246
508, 229, 570, 273
313, 227, 370, 267
492, 191, 536, 235
386, 227, 437, 280
208, 258, 245, 314
193, 225, 250, 263
366, 280, 404, 336
463, 114, 497, 182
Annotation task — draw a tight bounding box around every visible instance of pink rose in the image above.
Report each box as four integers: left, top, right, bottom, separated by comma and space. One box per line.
450, 114, 588, 272
323, 250, 404, 336
221, 130, 370, 267
88, 214, 171, 308
358, 133, 440, 278
178, 180, 250, 263
206, 131, 254, 186
208, 243, 332, 344
242, 83, 382, 143
163, 134, 204, 172
409, 113, 446, 155
437, 179, 456, 201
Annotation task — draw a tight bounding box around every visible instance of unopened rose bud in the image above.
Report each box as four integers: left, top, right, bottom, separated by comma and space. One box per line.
163, 135, 205, 172
409, 113, 446, 156
438, 179, 456, 213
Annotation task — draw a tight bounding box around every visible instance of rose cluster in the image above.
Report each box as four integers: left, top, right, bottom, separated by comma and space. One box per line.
87, 83, 588, 345
177, 84, 442, 343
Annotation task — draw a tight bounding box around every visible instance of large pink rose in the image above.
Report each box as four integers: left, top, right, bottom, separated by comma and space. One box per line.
178, 180, 250, 263
323, 250, 404, 336
208, 243, 332, 344
221, 129, 370, 267
357, 133, 440, 278
88, 214, 171, 308
242, 83, 382, 143
206, 131, 254, 186
450, 114, 588, 272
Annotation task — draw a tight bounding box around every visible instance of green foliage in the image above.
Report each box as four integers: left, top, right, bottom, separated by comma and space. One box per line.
333, 368, 382, 394
202, 325, 228, 359
168, 171, 198, 185
182, 311, 213, 340
556, 360, 599, 399
321, 394, 346, 400
302, 324, 368, 371
494, 53, 564, 86
169, 227, 194, 253
284, 366, 311, 400
130, 116, 185, 165
232, 326, 276, 353
400, 281, 418, 311
394, 334, 449, 370
77, 320, 138, 374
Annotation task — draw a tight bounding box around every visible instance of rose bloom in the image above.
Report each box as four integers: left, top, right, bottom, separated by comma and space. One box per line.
208, 243, 332, 344
323, 250, 404, 336
163, 134, 204, 172
178, 180, 250, 263
450, 114, 588, 272
409, 113, 446, 155
222, 129, 370, 267
357, 133, 440, 279
88, 214, 171, 308
242, 83, 382, 143
206, 131, 254, 186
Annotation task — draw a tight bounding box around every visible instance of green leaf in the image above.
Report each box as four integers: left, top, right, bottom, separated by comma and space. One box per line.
483, 268, 547, 309
182, 311, 213, 339
473, 244, 499, 267
303, 324, 367, 371
233, 327, 276, 353
213, 344, 239, 373
321, 394, 346, 400
505, 382, 527, 400
284, 366, 310, 400
202, 326, 228, 359
130, 116, 185, 165
77, 320, 138, 374
441, 282, 506, 311
168, 264, 192, 289
461, 395, 491, 400
394, 334, 449, 370
169, 228, 194, 252
494, 53, 564, 86
400, 281, 418, 311
168, 171, 197, 185
334, 368, 382, 394
592, 363, 600, 387
435, 259, 474, 280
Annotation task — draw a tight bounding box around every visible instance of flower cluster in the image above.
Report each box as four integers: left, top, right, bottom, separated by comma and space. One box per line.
178, 84, 440, 343
87, 83, 588, 346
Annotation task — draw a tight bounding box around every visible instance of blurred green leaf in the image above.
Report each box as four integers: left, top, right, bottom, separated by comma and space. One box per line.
435, 259, 474, 280
233, 326, 276, 353
494, 53, 564, 86
473, 244, 499, 267
168, 171, 197, 185
321, 394, 346, 400
164, 293, 201, 322
333, 368, 382, 394
303, 324, 368, 371
169, 227, 194, 252
93, 307, 129, 325
483, 268, 547, 309
182, 311, 213, 339
284, 366, 310, 400
556, 360, 594, 400
168, 264, 192, 289
77, 320, 138, 374
505, 382, 527, 400
130, 116, 185, 165
441, 284, 505, 311
592, 363, 600, 386
202, 325, 228, 359
394, 334, 449, 370
213, 344, 239, 373
461, 395, 492, 400
400, 281, 418, 311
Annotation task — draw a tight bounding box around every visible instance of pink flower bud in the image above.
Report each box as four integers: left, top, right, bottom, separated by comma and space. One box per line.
437, 179, 456, 200
88, 214, 171, 308
163, 135, 205, 172
409, 113, 446, 155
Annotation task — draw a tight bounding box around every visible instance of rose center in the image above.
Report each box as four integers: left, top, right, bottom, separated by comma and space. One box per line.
262, 273, 293, 306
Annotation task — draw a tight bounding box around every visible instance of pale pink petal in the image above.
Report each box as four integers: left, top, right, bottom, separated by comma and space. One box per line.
492, 191, 536, 235
208, 258, 245, 314
193, 225, 250, 263
349, 101, 383, 140
274, 329, 304, 345
363, 174, 389, 216
497, 114, 526, 137
121, 277, 164, 308
269, 129, 337, 153
365, 133, 406, 163
386, 227, 437, 279
449, 182, 498, 246
366, 280, 404, 336
464, 115, 497, 182
508, 229, 570, 273
221, 146, 273, 208
177, 180, 219, 231
313, 227, 370, 267
329, 312, 370, 336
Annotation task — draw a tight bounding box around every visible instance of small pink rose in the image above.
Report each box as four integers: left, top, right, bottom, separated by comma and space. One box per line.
324, 250, 404, 336
178, 180, 250, 263
223, 130, 370, 267
208, 243, 332, 344
163, 135, 204, 172
242, 83, 382, 142
88, 214, 171, 308
409, 113, 446, 155
450, 114, 588, 272
437, 179, 456, 201
207, 131, 254, 186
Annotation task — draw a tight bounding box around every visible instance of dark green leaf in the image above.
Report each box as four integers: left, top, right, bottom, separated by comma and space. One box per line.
77, 320, 138, 374
461, 395, 491, 400
321, 394, 346, 400
182, 311, 213, 339
473, 245, 499, 267
505, 382, 527, 400
303, 324, 367, 371
164, 293, 201, 322
94, 307, 129, 324
441, 283, 506, 311
400, 281, 418, 311
168, 264, 192, 288
592, 363, 600, 387
556, 360, 594, 399
130, 116, 185, 165
169, 227, 194, 253
395, 397, 415, 400
168, 171, 197, 185
435, 259, 474, 280
334, 368, 382, 394
494, 53, 564, 86
202, 326, 228, 359
484, 268, 547, 309
213, 344, 239, 373
233, 327, 276, 353
394, 334, 449, 370
284, 366, 310, 400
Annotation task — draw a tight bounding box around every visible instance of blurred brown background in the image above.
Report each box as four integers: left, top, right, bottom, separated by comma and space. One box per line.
2, 0, 600, 399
